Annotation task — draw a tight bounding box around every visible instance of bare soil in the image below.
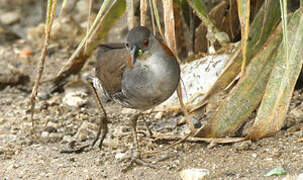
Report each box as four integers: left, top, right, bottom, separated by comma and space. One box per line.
1, 80, 303, 179
1, 1, 303, 179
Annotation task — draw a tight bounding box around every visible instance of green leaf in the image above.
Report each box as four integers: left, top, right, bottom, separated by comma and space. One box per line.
264, 167, 287, 176
248, 9, 303, 138
88, 0, 126, 53
195, 26, 283, 137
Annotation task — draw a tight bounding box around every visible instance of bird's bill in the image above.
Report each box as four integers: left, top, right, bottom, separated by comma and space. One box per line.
130, 45, 138, 66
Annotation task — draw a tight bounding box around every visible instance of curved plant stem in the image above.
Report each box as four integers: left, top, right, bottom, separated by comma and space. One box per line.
30, 0, 57, 125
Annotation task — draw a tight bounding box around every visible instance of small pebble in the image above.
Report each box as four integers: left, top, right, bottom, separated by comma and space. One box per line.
180, 168, 209, 180
154, 112, 164, 120
234, 140, 252, 151
61, 135, 74, 144
74, 121, 95, 141
121, 108, 137, 114
115, 152, 127, 159
0, 11, 20, 25
44, 126, 57, 133
41, 131, 49, 138
48, 133, 63, 143
63, 88, 88, 107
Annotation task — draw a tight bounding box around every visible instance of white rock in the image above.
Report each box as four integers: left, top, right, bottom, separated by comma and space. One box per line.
0, 11, 20, 25
297, 173, 303, 180
48, 133, 63, 142
180, 168, 210, 180
74, 121, 97, 141
63, 89, 88, 107
76, 1, 90, 13
154, 54, 229, 112
7, 164, 18, 170
154, 112, 164, 120
282, 174, 303, 180
121, 108, 138, 114
75, 121, 91, 141
61, 135, 74, 144
47, 121, 59, 129
41, 131, 49, 138
0, 118, 6, 125
22, 122, 32, 129
115, 152, 127, 160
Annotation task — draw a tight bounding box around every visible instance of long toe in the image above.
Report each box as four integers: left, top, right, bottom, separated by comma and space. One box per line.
121, 153, 157, 172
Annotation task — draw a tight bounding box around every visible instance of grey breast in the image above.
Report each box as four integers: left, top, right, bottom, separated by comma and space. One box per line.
95, 43, 180, 110
121, 50, 180, 110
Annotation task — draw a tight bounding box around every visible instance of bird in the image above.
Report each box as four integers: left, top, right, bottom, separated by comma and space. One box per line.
82, 26, 180, 166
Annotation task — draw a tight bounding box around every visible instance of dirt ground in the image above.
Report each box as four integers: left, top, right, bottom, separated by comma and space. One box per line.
1, 1, 303, 179
1, 79, 303, 180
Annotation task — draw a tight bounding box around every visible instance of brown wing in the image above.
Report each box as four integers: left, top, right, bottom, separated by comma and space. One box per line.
96, 43, 128, 95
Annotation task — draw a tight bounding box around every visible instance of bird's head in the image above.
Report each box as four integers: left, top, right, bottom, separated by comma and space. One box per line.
125, 26, 153, 68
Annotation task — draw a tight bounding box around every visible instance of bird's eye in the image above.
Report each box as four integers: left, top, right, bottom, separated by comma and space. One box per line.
138, 49, 143, 56
143, 39, 149, 47
125, 43, 129, 48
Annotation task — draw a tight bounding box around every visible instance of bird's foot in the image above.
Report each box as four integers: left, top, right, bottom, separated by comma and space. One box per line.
120, 152, 157, 172
142, 132, 193, 156
60, 115, 108, 154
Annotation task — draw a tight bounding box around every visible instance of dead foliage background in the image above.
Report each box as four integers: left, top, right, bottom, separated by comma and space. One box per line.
29, 0, 303, 142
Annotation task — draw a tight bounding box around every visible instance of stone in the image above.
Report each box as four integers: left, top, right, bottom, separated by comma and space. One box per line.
62, 82, 88, 107
252, 153, 257, 158
234, 140, 252, 151
48, 133, 63, 143
47, 95, 62, 106
121, 108, 138, 114
297, 173, 303, 180
41, 131, 49, 138
45, 121, 58, 133
154, 112, 164, 120
74, 121, 95, 141
153, 54, 229, 112
61, 135, 74, 144
76, 1, 90, 13
63, 90, 88, 107
180, 168, 209, 180
115, 152, 127, 160
0, 11, 20, 25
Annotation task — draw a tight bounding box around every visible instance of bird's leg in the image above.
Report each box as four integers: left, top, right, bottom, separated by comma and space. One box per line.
139, 84, 195, 156
130, 113, 140, 158
60, 77, 108, 154
91, 114, 108, 149
121, 113, 156, 170
141, 115, 153, 137
88, 77, 108, 149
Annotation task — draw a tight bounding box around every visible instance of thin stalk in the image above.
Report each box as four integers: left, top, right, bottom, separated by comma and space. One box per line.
85, 0, 93, 52
152, 0, 164, 39
140, 0, 148, 26
126, 0, 135, 29
148, 0, 156, 35
30, 0, 57, 124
